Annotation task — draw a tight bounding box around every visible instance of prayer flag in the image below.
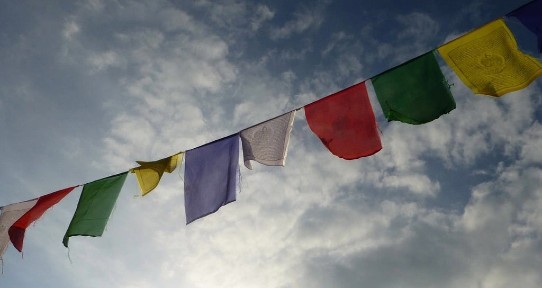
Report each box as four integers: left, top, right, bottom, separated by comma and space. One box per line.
371, 52, 456, 124
184, 135, 239, 224
63, 172, 128, 247
240, 111, 296, 169
1, 200, 37, 260
438, 19, 542, 96
508, 0, 542, 53
9, 186, 76, 252
131, 153, 182, 196
304, 82, 382, 159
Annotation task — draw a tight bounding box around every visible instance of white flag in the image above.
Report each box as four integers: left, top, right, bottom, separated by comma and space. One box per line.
240, 111, 296, 169
0, 200, 37, 259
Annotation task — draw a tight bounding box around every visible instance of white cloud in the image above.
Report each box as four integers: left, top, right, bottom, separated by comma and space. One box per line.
88, 50, 122, 71
84, 0, 105, 11
460, 166, 542, 288
158, 8, 199, 33
396, 12, 439, 42
381, 173, 440, 196
321, 31, 349, 56
270, 1, 329, 40
62, 19, 80, 40
292, 163, 542, 288
519, 122, 542, 165
194, 0, 248, 28
251, 5, 275, 31
57, 3, 240, 169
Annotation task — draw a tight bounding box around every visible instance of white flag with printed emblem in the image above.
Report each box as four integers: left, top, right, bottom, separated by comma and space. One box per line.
240, 111, 296, 169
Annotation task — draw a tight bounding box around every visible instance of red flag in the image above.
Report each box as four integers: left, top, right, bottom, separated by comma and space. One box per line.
304, 82, 382, 160
9, 186, 77, 252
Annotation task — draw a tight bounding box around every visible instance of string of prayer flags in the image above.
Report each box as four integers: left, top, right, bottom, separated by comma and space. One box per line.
9, 186, 77, 252
371, 52, 456, 124
507, 0, 542, 53
63, 172, 128, 247
1, 200, 39, 260
304, 82, 382, 159
240, 111, 296, 169
184, 135, 240, 224
2, 2, 542, 266
131, 153, 183, 196
438, 19, 542, 97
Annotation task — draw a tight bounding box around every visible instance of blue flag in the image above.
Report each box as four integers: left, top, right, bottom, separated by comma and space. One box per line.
508, 0, 542, 53
184, 135, 240, 224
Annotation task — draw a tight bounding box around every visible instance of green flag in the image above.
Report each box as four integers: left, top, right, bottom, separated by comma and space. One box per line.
63, 172, 128, 247
371, 52, 456, 124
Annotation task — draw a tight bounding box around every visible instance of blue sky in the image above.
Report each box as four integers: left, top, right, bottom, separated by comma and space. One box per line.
1, 0, 541, 287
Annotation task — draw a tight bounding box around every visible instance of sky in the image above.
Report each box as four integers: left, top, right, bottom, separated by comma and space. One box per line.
1, 0, 542, 287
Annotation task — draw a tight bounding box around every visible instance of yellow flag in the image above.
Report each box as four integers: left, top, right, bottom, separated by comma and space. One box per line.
131, 153, 182, 196
438, 19, 542, 96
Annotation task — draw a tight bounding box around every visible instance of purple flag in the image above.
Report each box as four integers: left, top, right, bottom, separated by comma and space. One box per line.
184, 134, 240, 224
508, 0, 542, 53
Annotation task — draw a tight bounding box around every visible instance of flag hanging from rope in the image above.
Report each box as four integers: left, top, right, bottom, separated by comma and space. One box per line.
0, 200, 38, 260
371, 52, 456, 124
304, 82, 382, 159
507, 0, 542, 53
131, 153, 182, 196
63, 172, 128, 247
438, 19, 542, 96
184, 135, 239, 224
9, 186, 77, 252
240, 111, 296, 169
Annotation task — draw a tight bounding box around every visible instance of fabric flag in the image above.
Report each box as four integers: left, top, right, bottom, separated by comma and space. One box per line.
304, 82, 382, 159
438, 19, 542, 96
63, 172, 128, 247
371, 52, 456, 124
507, 0, 542, 53
240, 111, 296, 169
184, 134, 239, 224
131, 153, 182, 196
1, 200, 38, 260
9, 186, 77, 253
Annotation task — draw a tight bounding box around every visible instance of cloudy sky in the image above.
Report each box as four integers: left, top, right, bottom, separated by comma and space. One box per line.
1, 0, 542, 287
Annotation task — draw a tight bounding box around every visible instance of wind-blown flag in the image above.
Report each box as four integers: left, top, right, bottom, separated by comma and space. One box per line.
131, 153, 182, 196
63, 172, 128, 247
507, 0, 542, 53
304, 82, 382, 159
240, 111, 296, 169
1, 200, 38, 260
184, 135, 239, 224
9, 186, 77, 252
371, 52, 456, 124
438, 19, 542, 96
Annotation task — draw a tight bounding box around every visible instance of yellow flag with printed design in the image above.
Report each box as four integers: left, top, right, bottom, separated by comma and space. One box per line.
131, 153, 182, 196
438, 19, 542, 96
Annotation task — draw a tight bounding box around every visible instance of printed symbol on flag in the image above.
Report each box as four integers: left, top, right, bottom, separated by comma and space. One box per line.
253, 126, 272, 146
478, 53, 505, 74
